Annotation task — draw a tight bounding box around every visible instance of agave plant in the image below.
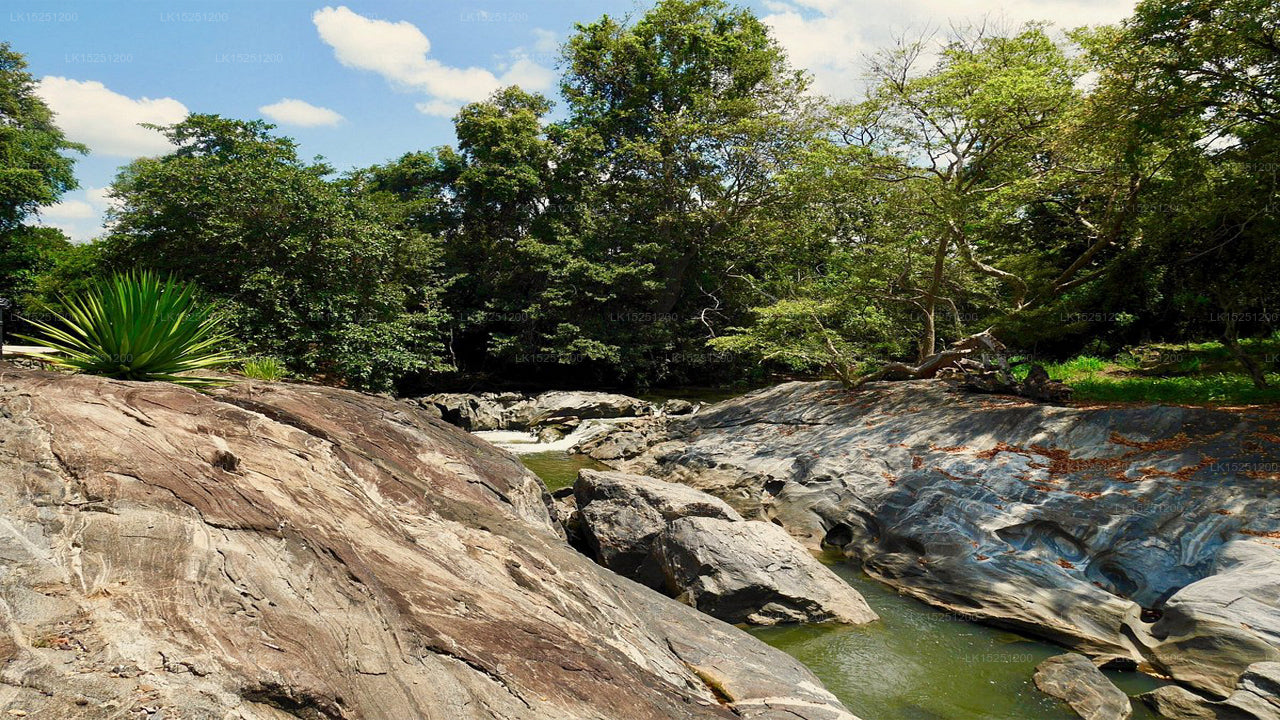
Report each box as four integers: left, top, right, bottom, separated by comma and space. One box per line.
19, 271, 238, 387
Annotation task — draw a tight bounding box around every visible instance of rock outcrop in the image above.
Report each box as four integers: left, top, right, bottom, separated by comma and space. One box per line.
415, 390, 651, 431
652, 517, 880, 625
1033, 653, 1132, 720
573, 470, 876, 626
575, 469, 744, 583
0, 368, 857, 720
586, 380, 1280, 699
1142, 662, 1280, 719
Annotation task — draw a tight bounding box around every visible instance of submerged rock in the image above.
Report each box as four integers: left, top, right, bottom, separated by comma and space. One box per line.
0, 369, 857, 720
1033, 653, 1131, 720
653, 517, 879, 625
574, 470, 876, 625
595, 380, 1280, 697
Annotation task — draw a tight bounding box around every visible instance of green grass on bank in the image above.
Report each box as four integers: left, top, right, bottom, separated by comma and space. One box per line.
1016, 338, 1280, 405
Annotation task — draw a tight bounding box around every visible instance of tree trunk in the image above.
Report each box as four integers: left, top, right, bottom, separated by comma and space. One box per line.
919, 236, 950, 361
1222, 314, 1269, 389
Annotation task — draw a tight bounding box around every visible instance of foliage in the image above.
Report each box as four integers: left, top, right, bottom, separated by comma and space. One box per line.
101, 114, 450, 392
19, 271, 237, 386
0, 42, 85, 233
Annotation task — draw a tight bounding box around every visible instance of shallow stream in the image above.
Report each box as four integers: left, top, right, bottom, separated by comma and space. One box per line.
515, 450, 1167, 720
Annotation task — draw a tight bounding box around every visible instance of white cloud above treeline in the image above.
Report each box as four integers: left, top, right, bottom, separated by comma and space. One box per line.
312, 5, 555, 117
761, 0, 1138, 96
259, 98, 345, 127
35, 77, 187, 157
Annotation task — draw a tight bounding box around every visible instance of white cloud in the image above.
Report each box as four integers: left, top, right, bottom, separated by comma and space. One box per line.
312, 5, 555, 117
761, 0, 1138, 97
35, 77, 187, 157
259, 98, 345, 127
36, 186, 114, 243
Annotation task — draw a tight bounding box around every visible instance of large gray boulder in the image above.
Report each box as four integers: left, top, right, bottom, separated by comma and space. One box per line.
0, 368, 858, 720
1033, 653, 1132, 720
1142, 662, 1280, 719
596, 380, 1280, 696
575, 469, 744, 583
653, 517, 880, 625
574, 470, 876, 626
525, 390, 651, 425
418, 390, 652, 431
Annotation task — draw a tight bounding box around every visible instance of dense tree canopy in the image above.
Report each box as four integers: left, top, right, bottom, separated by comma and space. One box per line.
4, 0, 1277, 393
101, 115, 449, 391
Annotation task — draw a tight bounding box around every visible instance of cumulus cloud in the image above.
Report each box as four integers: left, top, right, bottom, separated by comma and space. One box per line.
35, 77, 187, 157
37, 186, 115, 243
762, 0, 1137, 97
312, 5, 555, 117
259, 98, 345, 127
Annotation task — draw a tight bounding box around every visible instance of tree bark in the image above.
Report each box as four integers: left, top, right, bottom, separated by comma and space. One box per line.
1222, 314, 1269, 389
919, 236, 950, 361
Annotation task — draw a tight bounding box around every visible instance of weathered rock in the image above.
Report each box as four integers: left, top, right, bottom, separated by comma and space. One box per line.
415, 390, 528, 430
525, 390, 650, 425
599, 380, 1280, 695
0, 369, 857, 720
663, 399, 697, 415
1142, 542, 1280, 696
1142, 662, 1280, 719
576, 415, 680, 461
418, 390, 652, 432
575, 469, 743, 583
1034, 653, 1132, 720
653, 517, 879, 625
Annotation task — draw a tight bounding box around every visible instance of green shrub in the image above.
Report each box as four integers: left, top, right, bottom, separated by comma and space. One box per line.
19, 271, 237, 386
241, 357, 287, 381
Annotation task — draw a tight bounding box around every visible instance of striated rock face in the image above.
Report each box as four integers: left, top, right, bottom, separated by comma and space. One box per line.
0, 369, 856, 720
589, 380, 1280, 698
573, 470, 876, 626
1033, 653, 1132, 720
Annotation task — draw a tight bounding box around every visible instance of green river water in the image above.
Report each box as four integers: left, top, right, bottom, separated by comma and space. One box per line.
520, 450, 1167, 720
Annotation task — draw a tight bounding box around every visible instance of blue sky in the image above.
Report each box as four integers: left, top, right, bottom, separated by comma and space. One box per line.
8, 0, 1136, 241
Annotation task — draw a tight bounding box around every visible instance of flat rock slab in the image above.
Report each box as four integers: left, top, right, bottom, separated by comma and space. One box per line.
654, 517, 880, 625
0, 369, 857, 720
1034, 653, 1132, 720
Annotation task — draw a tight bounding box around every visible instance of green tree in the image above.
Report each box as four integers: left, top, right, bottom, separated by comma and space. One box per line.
102, 114, 449, 391
0, 42, 84, 234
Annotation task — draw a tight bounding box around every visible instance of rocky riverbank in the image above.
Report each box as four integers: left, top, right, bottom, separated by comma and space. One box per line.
0, 368, 855, 720
576, 380, 1280, 717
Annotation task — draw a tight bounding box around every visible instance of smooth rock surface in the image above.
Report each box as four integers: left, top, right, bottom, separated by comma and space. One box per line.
0, 368, 857, 720
653, 517, 880, 625
1033, 653, 1132, 720
592, 380, 1280, 695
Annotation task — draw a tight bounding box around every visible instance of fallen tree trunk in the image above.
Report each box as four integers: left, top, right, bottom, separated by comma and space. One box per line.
852, 331, 1072, 404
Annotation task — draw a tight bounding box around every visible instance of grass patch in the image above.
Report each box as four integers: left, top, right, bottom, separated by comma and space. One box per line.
1017, 340, 1280, 405
241, 357, 288, 381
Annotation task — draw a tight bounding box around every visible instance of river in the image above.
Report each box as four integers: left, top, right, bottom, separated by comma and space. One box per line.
515, 447, 1167, 720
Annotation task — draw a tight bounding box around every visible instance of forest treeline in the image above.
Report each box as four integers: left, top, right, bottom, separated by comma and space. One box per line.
2, 0, 1278, 393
